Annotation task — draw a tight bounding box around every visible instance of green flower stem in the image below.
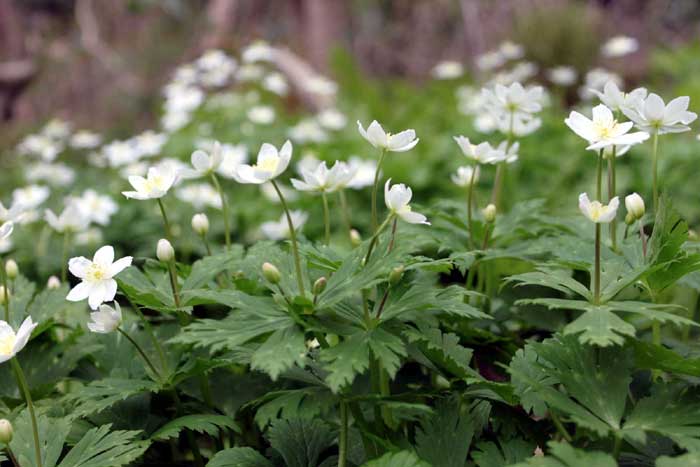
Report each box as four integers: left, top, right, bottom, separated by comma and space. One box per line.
167, 260, 181, 309
61, 232, 71, 283
127, 300, 169, 377
613, 435, 622, 461
594, 223, 601, 304
338, 401, 348, 467
608, 148, 618, 251
5, 446, 19, 467
364, 215, 392, 264
596, 149, 603, 201
490, 111, 514, 209
117, 327, 161, 379
387, 217, 398, 253
210, 173, 231, 249
201, 234, 212, 256
1, 261, 10, 322
651, 131, 660, 213
370, 149, 388, 232
270, 180, 305, 296
11, 359, 42, 467
639, 220, 647, 259
322, 191, 331, 246
467, 165, 478, 250
157, 198, 173, 243
550, 411, 572, 443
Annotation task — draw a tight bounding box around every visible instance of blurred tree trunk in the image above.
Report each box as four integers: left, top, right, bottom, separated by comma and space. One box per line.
0, 0, 36, 121
299, 0, 347, 71
201, 0, 239, 50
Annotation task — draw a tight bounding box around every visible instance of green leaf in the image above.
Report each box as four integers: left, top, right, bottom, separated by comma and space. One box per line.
380, 284, 488, 322
116, 267, 174, 309
507, 441, 616, 467
631, 339, 700, 376
471, 438, 535, 467
563, 308, 636, 347
250, 325, 307, 380
415, 398, 473, 467
207, 447, 273, 467
657, 452, 700, 467
508, 347, 557, 418
64, 378, 160, 420
266, 418, 336, 467
251, 387, 336, 429
57, 425, 148, 467
505, 267, 591, 301
404, 326, 474, 378
181, 247, 243, 292
10, 410, 70, 467
151, 414, 238, 441
362, 451, 430, 467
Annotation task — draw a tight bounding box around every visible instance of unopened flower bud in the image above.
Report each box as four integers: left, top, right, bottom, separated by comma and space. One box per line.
0, 286, 9, 304
0, 419, 12, 444
262, 262, 281, 284
625, 212, 635, 226
47, 275, 61, 289
5, 260, 18, 279
482, 204, 497, 223
313, 277, 327, 295
690, 229, 699, 241
350, 229, 361, 247
625, 193, 645, 221
156, 239, 175, 262
389, 265, 405, 286
191, 213, 209, 235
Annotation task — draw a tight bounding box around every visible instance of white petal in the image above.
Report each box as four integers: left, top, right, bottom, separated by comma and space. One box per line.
103, 279, 118, 303
93, 245, 115, 265
66, 281, 92, 302
88, 282, 107, 310
109, 256, 133, 276
68, 257, 92, 279
191, 150, 211, 172
366, 120, 387, 147
12, 317, 37, 355
400, 210, 430, 225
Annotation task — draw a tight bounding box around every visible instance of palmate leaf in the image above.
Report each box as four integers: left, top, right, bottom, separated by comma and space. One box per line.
63, 378, 160, 420
380, 283, 488, 322
657, 452, 700, 466
322, 327, 407, 393
116, 266, 175, 309
404, 325, 474, 378
415, 397, 473, 467
250, 325, 307, 380
10, 410, 70, 467
266, 418, 336, 467
181, 246, 243, 291
471, 438, 535, 467
56, 424, 148, 467
362, 451, 430, 467
508, 347, 558, 418
507, 441, 616, 467
505, 267, 591, 301
251, 386, 337, 429
631, 339, 700, 376
151, 415, 237, 441
207, 447, 273, 467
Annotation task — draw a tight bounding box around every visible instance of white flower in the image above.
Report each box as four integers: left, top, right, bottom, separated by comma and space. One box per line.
625, 193, 645, 220
496, 141, 519, 163
196, 49, 237, 87
70, 130, 102, 149
25, 162, 75, 187
317, 108, 347, 130
346, 157, 378, 190
66, 245, 132, 309
261, 211, 308, 240
288, 119, 328, 143
451, 166, 480, 187
176, 183, 222, 209
87, 302, 122, 334
431, 61, 464, 80
547, 66, 578, 86
623, 93, 697, 134
214, 143, 249, 179
132, 131, 167, 158
476, 51, 506, 71
592, 81, 647, 113
247, 106, 275, 125
565, 104, 649, 150
75, 190, 118, 226
236, 64, 265, 82
182, 142, 223, 178
47, 276, 61, 289
0, 222, 13, 241
579, 68, 622, 101
263, 72, 289, 96
291, 161, 356, 193
242, 40, 275, 63
17, 134, 62, 161
357, 120, 419, 152
498, 41, 525, 60
233, 141, 292, 184
123, 166, 177, 200
384, 179, 430, 225
156, 238, 175, 262
481, 83, 544, 117
0, 317, 38, 364
12, 185, 50, 210
191, 213, 209, 235
453, 136, 507, 164
578, 193, 619, 224
74, 227, 103, 246
45, 202, 90, 233
0, 201, 25, 224
260, 182, 298, 203
601, 35, 639, 58
102, 140, 140, 167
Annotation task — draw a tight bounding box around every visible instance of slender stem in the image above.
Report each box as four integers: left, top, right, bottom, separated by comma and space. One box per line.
5, 446, 19, 467
613, 435, 622, 461
338, 401, 348, 467
387, 217, 398, 252
608, 148, 617, 251
364, 216, 392, 264
481, 223, 492, 250
550, 411, 572, 443
370, 149, 387, 232
594, 223, 601, 304
157, 198, 173, 243
640, 220, 647, 259
322, 192, 331, 246
11, 359, 42, 467
490, 111, 514, 209
117, 327, 161, 379
467, 166, 477, 250
376, 286, 391, 320
127, 301, 169, 376
651, 131, 660, 213
167, 261, 181, 308
338, 190, 352, 237
271, 180, 305, 295
596, 150, 603, 201
210, 173, 231, 249
201, 234, 212, 256
1, 261, 9, 322
61, 232, 70, 283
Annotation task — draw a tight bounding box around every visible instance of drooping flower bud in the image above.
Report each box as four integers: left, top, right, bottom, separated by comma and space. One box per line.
156, 239, 175, 262
47, 275, 61, 289
313, 277, 327, 295
5, 260, 18, 279
625, 193, 645, 221
262, 262, 281, 284
0, 419, 12, 444
350, 229, 361, 247
482, 204, 497, 223
191, 213, 210, 235
389, 265, 405, 286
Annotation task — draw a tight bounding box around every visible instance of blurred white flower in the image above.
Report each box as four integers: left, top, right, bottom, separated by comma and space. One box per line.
161, 110, 191, 133
260, 182, 298, 203
0, 202, 25, 224
74, 227, 103, 246
263, 72, 289, 96
182, 142, 223, 179
0, 222, 13, 241
132, 131, 167, 158
303, 75, 338, 97
0, 316, 38, 364
45, 202, 90, 233
236, 64, 265, 82
498, 41, 525, 61
214, 143, 249, 179
288, 118, 328, 143
261, 210, 308, 240
346, 157, 378, 190
291, 161, 356, 193
451, 166, 480, 187
475, 51, 506, 71
481, 82, 544, 117
247, 105, 276, 125
17, 134, 62, 161
103, 140, 140, 167
623, 93, 697, 134
12, 185, 50, 210
122, 166, 177, 200
70, 130, 102, 149
565, 104, 649, 150
384, 179, 430, 225
74, 190, 118, 226
357, 120, 419, 152
233, 141, 292, 184
592, 81, 647, 113
176, 183, 222, 209
242, 40, 275, 63
42, 119, 71, 140
498, 113, 542, 137
196, 49, 237, 87
87, 302, 122, 334
317, 108, 347, 130
66, 245, 132, 309
579, 68, 622, 101
547, 66, 578, 86
496, 140, 519, 163
453, 136, 507, 164
25, 162, 75, 187
431, 61, 464, 80
601, 35, 639, 58
579, 193, 619, 223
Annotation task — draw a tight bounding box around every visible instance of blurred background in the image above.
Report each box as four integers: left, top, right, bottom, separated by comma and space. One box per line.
2, 0, 700, 135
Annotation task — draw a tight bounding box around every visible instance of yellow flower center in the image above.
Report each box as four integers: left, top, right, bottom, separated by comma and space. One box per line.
85, 263, 108, 282
594, 120, 619, 139
588, 201, 605, 222
255, 157, 279, 173
0, 334, 16, 356
144, 175, 165, 193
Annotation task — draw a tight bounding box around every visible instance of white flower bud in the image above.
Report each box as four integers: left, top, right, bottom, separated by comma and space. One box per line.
5, 260, 18, 279
0, 418, 13, 444
482, 204, 497, 223
47, 275, 61, 289
313, 277, 327, 295
156, 239, 175, 262
625, 193, 645, 221
262, 262, 281, 284
350, 229, 361, 247
191, 213, 209, 235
